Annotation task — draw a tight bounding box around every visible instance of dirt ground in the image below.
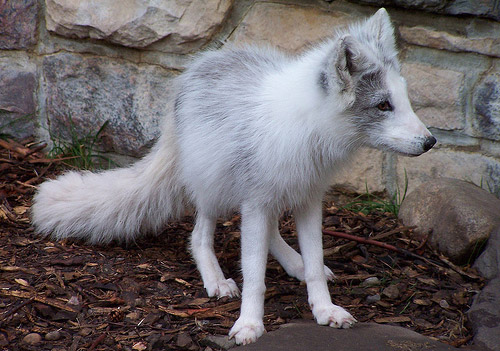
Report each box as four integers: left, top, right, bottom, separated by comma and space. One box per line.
0, 138, 484, 350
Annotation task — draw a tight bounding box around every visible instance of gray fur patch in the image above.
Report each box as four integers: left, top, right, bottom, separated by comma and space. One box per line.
347, 68, 391, 130
318, 71, 329, 93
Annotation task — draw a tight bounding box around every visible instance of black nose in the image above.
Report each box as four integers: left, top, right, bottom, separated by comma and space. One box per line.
423, 136, 437, 152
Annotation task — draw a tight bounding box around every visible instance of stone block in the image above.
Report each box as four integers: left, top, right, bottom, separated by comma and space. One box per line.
0, 55, 37, 138
45, 0, 233, 52
229, 2, 353, 53
396, 148, 500, 196
0, 0, 38, 49
331, 148, 385, 193
401, 62, 465, 130
345, 0, 446, 12
399, 26, 500, 58
472, 63, 500, 141
346, 0, 500, 21
446, 0, 500, 22
42, 53, 177, 156
399, 178, 500, 264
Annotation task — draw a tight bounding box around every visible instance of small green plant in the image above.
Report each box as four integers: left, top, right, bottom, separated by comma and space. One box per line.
342, 171, 409, 217
48, 115, 114, 170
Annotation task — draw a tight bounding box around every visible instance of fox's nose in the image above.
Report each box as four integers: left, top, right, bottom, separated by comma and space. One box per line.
423, 136, 437, 152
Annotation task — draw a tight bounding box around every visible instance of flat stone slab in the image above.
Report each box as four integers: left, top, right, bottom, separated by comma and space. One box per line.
235, 321, 479, 351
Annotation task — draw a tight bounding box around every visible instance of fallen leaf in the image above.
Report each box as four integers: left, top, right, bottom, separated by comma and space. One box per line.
188, 297, 211, 306
14, 278, 29, 287
413, 298, 432, 306
174, 278, 193, 287
137, 263, 152, 270
132, 341, 147, 351
13, 206, 28, 215
417, 277, 438, 286
1, 266, 21, 272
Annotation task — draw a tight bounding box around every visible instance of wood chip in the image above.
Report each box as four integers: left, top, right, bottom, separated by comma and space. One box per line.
374, 316, 411, 323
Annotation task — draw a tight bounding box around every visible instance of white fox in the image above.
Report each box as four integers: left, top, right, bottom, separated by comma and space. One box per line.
32, 8, 436, 345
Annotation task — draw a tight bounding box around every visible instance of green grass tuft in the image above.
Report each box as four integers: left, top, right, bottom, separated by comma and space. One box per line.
48, 115, 115, 170
342, 171, 409, 217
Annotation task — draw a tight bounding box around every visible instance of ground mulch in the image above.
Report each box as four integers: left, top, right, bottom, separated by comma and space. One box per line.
0, 138, 485, 350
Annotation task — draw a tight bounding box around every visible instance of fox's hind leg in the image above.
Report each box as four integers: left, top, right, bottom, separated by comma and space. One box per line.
190, 214, 240, 298
269, 229, 335, 281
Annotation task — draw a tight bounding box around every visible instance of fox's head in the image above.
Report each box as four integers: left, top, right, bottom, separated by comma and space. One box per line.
323, 8, 436, 156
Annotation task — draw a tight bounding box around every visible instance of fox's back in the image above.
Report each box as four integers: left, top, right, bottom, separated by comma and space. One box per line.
173, 47, 296, 212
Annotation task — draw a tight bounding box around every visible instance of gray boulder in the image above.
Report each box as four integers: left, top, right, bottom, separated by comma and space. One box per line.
468, 277, 500, 351
399, 178, 500, 265
474, 226, 500, 280
235, 321, 468, 351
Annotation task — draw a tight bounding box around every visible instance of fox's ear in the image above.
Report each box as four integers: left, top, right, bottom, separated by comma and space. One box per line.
322, 35, 366, 107
365, 8, 397, 50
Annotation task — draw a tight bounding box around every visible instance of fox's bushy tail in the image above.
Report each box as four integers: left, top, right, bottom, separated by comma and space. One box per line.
31, 133, 185, 244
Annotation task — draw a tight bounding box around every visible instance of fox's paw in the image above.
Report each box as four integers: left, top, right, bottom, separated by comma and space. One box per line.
229, 318, 265, 345
288, 264, 336, 282
206, 278, 240, 299
324, 266, 336, 281
313, 304, 357, 329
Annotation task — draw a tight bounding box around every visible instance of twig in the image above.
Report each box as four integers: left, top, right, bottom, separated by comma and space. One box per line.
23, 143, 47, 159
322, 229, 443, 266
0, 139, 30, 157
88, 333, 106, 351
324, 229, 402, 252
0, 290, 78, 313
323, 229, 482, 281
0, 297, 35, 326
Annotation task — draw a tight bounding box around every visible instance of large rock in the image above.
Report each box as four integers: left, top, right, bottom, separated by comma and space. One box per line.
396, 149, 500, 199
235, 321, 464, 351
398, 178, 500, 264
0, 55, 37, 138
468, 277, 500, 351
401, 62, 465, 130
41, 52, 177, 156
474, 226, 500, 280
45, 0, 233, 52
0, 0, 38, 49
229, 2, 353, 53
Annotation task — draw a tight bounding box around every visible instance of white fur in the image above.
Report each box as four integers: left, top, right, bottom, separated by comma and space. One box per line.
32, 8, 434, 345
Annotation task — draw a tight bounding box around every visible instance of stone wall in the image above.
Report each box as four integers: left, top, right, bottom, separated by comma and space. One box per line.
2, 0, 499, 196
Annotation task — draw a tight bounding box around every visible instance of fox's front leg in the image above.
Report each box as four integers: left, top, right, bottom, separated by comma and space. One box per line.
229, 204, 274, 345
295, 200, 357, 328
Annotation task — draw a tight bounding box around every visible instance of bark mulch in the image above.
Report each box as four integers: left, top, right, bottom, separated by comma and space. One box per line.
0, 138, 484, 350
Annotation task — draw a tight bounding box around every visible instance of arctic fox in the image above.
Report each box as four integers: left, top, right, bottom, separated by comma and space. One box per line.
32, 8, 436, 345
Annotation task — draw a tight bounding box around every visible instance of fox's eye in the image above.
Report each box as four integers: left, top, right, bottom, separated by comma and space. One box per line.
377, 101, 392, 111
